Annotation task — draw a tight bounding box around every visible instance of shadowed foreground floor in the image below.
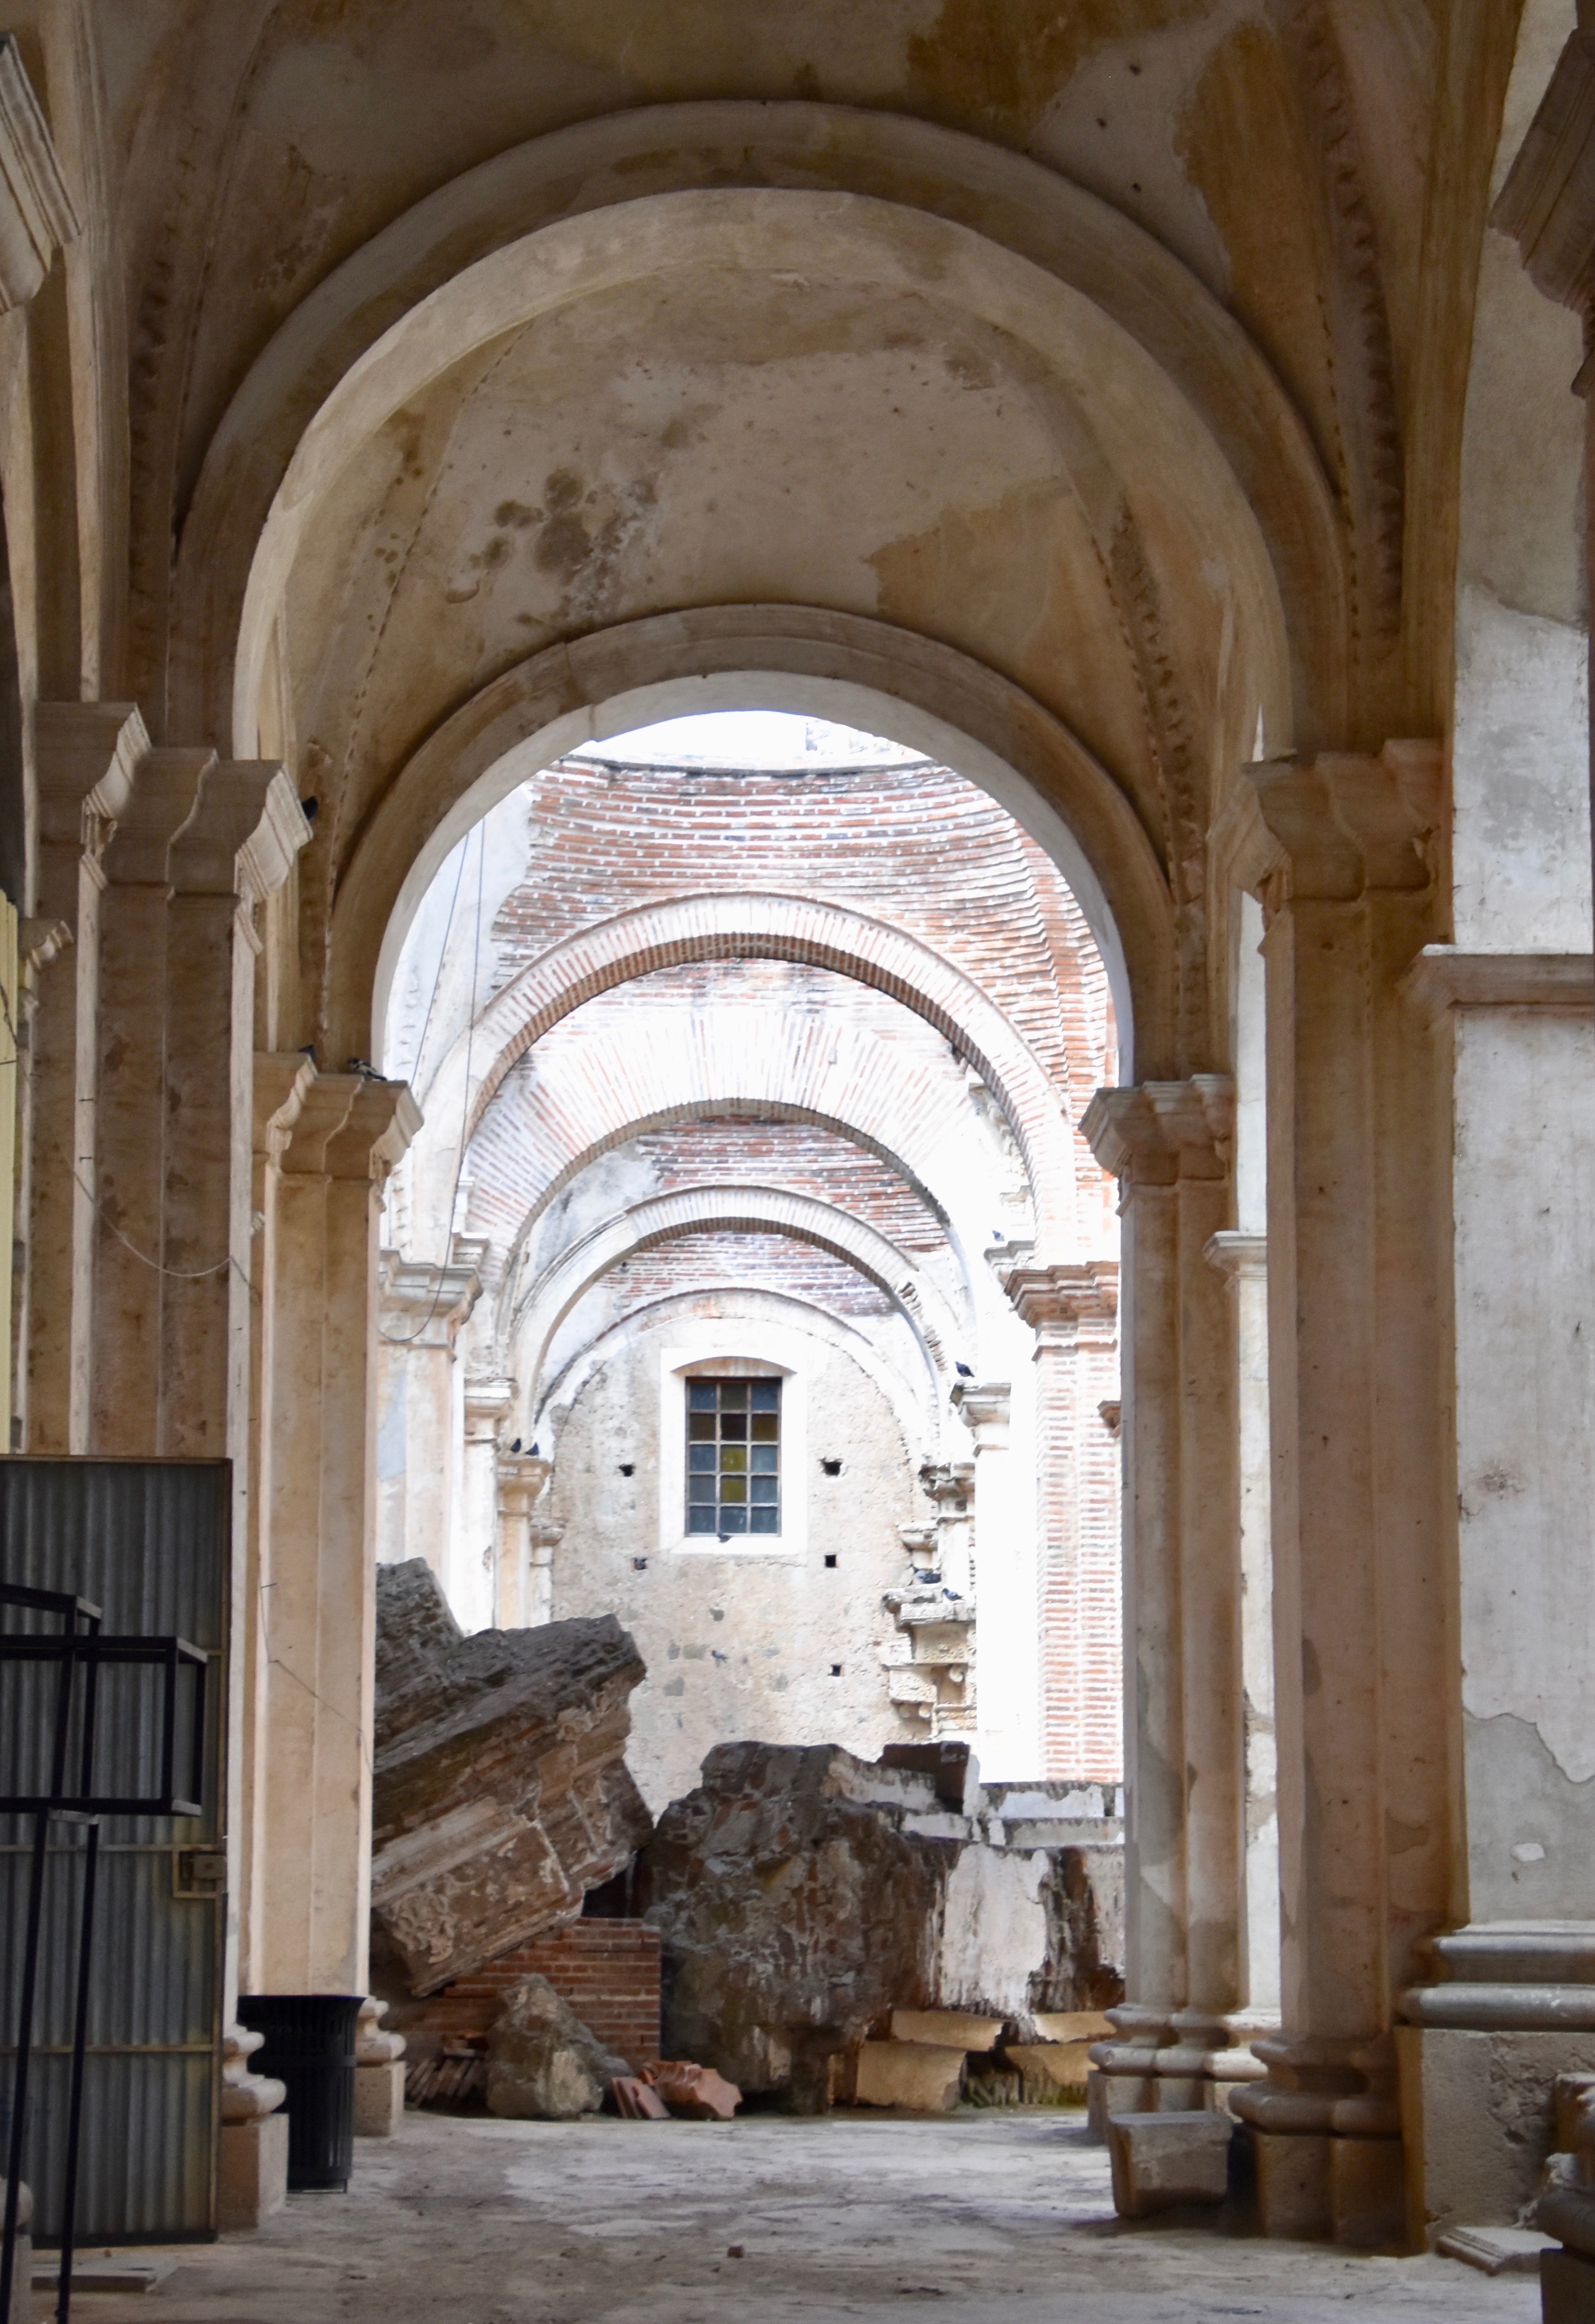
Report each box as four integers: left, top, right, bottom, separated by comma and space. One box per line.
49, 2110, 1539, 2324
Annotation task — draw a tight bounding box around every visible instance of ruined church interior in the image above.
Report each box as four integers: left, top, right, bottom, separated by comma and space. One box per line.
0, 2, 1593, 2319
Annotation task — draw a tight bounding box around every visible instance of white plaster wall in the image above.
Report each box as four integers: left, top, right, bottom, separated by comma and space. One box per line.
937, 1845, 1050, 2016
1454, 1005, 1595, 1920
545, 1304, 928, 1814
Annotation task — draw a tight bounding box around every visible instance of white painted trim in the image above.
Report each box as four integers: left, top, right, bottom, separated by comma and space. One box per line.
658, 1328, 809, 1564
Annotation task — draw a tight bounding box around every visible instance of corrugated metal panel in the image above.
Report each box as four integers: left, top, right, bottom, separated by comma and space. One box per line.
0, 1460, 228, 2242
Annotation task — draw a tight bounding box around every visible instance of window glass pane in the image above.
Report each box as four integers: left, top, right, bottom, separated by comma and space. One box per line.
688, 1444, 716, 1473
720, 1445, 746, 1473
685, 1376, 780, 1537
750, 1476, 778, 1502
719, 1382, 748, 1407
751, 1380, 780, 1410
720, 1505, 748, 1532
750, 1507, 779, 1533
689, 1383, 717, 1410
720, 1475, 746, 1503
686, 1507, 716, 1533
688, 1413, 715, 1441
720, 1412, 747, 1441
750, 1444, 777, 1472
751, 1414, 778, 1441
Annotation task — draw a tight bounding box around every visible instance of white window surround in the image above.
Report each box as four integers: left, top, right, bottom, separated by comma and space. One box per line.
659, 1331, 809, 1561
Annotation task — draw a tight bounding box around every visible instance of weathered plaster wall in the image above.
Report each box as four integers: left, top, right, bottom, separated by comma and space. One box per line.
545, 1308, 924, 1815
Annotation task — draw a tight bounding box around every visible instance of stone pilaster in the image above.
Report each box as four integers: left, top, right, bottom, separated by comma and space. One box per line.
1079, 1076, 1255, 2120
495, 1453, 553, 1627
455, 1374, 515, 1634
1006, 1263, 1120, 1782
375, 1250, 481, 1585
26, 703, 144, 1449
260, 1072, 419, 1995
1222, 744, 1449, 2248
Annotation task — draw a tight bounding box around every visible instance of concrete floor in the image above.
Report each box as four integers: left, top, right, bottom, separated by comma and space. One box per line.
53, 2110, 1540, 2324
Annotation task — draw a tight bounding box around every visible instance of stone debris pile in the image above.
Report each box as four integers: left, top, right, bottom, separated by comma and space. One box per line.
637, 1738, 1123, 2109
370, 1560, 653, 1994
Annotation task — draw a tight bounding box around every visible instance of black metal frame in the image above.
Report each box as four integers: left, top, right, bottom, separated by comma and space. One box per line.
0, 1581, 205, 2323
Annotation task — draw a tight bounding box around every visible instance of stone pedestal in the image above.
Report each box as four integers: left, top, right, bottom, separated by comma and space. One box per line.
1080, 1079, 1261, 2149
1107, 2109, 1232, 2216
354, 1997, 407, 2136
217, 2023, 288, 2231
1225, 744, 1450, 2248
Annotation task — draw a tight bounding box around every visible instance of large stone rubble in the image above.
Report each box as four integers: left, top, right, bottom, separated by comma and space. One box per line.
636, 1740, 1123, 2107
370, 1560, 653, 1995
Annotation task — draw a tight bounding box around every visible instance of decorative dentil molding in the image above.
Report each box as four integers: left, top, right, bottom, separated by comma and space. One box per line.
0, 35, 79, 314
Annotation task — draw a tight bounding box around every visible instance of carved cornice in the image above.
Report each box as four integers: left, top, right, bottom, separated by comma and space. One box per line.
497, 1453, 552, 1510
464, 1375, 516, 1438
1204, 1230, 1266, 1285
33, 702, 148, 852
950, 1380, 1010, 1450
1006, 1260, 1119, 1338
379, 1250, 481, 1348
100, 749, 214, 887
169, 762, 310, 903
0, 37, 79, 313
281, 1072, 420, 1185
1081, 1076, 1234, 1187
1492, 30, 1595, 337
1404, 947, 1595, 1024
1242, 742, 1441, 908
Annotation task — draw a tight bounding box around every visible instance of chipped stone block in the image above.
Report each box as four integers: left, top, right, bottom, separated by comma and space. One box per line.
889, 2008, 1002, 2051
1251, 2129, 1333, 2240
372, 1561, 651, 1994
485, 1974, 630, 2120
217, 2113, 288, 2232
1006, 2040, 1092, 2100
1033, 2010, 1115, 2043
649, 2060, 741, 2119
1395, 2026, 1595, 2242
1107, 2109, 1230, 2216
854, 2041, 962, 2112
1436, 2224, 1558, 2274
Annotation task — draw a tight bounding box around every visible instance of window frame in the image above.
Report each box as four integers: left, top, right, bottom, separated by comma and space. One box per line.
659, 1345, 804, 1561
685, 1375, 783, 1539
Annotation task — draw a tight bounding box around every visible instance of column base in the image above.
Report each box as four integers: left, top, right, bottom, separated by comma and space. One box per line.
1396, 2024, 1595, 2245
217, 2113, 289, 2231
354, 2059, 406, 2136
1545, 2249, 1595, 2324
1107, 2109, 1232, 2216
1088, 2006, 1270, 2135
1245, 2128, 1403, 2246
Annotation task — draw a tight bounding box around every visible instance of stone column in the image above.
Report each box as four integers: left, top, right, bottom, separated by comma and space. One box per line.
374, 1252, 480, 1581
1006, 1264, 1120, 1782
949, 1381, 1011, 1742
1203, 1232, 1278, 2026
260, 1073, 419, 1995
1395, 949, 1595, 2245
1079, 1078, 1257, 2121
452, 1375, 515, 1634
26, 703, 144, 1450
495, 1453, 553, 1627
1224, 745, 1450, 2248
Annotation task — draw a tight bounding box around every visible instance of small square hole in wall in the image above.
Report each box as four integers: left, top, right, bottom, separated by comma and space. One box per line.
631, 1557, 647, 1571
619, 1462, 635, 1476
829, 1663, 843, 1676
821, 1458, 842, 1477
824, 1554, 837, 1569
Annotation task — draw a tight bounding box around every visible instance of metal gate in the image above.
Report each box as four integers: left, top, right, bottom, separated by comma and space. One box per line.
0, 1460, 228, 2242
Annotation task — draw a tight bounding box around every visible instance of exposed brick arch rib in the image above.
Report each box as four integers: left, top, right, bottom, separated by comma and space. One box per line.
415, 894, 1078, 1262
510, 1186, 963, 1414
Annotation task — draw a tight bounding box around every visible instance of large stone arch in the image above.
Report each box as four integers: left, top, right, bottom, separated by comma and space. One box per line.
173, 102, 1336, 757
334, 608, 1169, 1076
533, 1283, 937, 1461
507, 1185, 963, 1413
405, 890, 1078, 1262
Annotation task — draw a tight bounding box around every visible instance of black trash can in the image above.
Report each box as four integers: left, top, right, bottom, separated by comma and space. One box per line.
237, 1994, 363, 2191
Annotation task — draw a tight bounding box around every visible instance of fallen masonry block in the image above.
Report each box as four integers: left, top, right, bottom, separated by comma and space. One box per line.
1032, 2010, 1115, 2043
487, 1975, 631, 2120
890, 2008, 1002, 2051
1005, 2041, 1092, 2101
647, 2060, 742, 2119
1107, 2109, 1232, 2216
612, 2075, 669, 2119
371, 1560, 652, 1994
854, 2041, 963, 2112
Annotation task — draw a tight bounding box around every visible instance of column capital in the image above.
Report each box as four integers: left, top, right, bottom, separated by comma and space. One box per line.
950, 1380, 1010, 1450
1005, 1259, 1119, 1338
497, 1453, 552, 1512
918, 1458, 974, 1510
1492, 29, 1595, 345
1221, 743, 1440, 912
280, 1072, 420, 1186
253, 1052, 315, 1159
378, 1250, 481, 1350
1081, 1076, 1234, 1187
169, 762, 310, 906
1203, 1231, 1266, 1286
0, 35, 80, 312
463, 1374, 516, 1440
33, 702, 148, 850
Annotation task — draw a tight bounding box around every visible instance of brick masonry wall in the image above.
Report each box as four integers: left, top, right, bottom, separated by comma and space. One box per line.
404, 1921, 663, 2074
